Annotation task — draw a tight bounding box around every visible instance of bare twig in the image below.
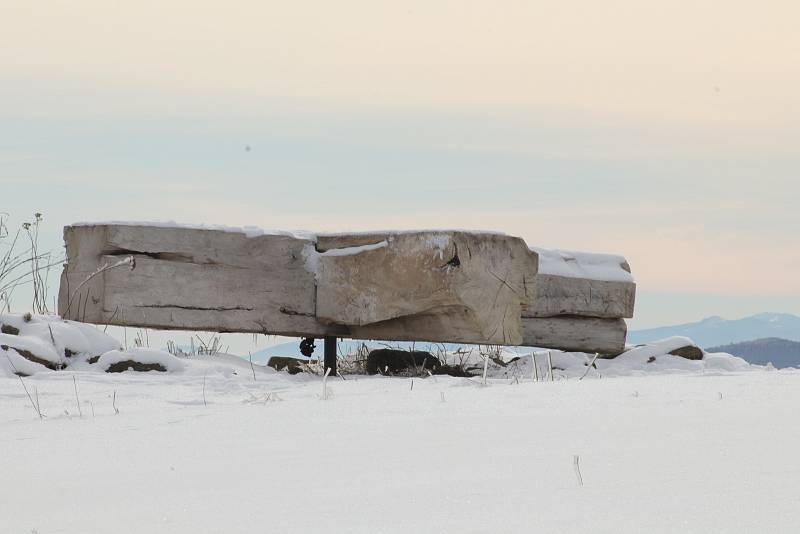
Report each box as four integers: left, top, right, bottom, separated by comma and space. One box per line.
579, 353, 600, 381
4, 353, 43, 419
103, 305, 121, 332
72, 375, 82, 418
574, 455, 584, 486
322, 367, 331, 400
64, 256, 135, 317
249, 352, 256, 381
0, 213, 63, 313
33, 386, 42, 418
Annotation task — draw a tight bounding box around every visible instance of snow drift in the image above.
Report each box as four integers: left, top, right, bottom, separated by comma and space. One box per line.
0, 312, 762, 380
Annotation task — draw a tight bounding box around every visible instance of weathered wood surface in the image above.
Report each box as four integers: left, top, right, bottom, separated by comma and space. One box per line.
316, 231, 537, 345
353, 313, 627, 354
523, 274, 636, 319
521, 316, 627, 354
58, 224, 634, 353
319, 233, 636, 321
59, 224, 330, 336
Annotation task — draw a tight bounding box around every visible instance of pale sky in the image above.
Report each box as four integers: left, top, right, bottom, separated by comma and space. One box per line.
1, 0, 799, 352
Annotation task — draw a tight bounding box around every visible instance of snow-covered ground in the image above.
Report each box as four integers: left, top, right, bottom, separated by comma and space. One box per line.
2, 314, 799, 533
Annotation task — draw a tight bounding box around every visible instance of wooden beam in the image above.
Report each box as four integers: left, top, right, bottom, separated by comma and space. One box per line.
58, 223, 633, 353
524, 274, 636, 319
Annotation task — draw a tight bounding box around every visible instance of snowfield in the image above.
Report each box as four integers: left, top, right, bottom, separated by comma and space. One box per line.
2, 315, 800, 533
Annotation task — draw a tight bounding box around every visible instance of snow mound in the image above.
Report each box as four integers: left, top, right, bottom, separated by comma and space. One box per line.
482, 336, 753, 380
0, 331, 63, 367
1, 313, 122, 376
0, 313, 283, 379
1, 344, 57, 376
1, 313, 121, 360
96, 348, 186, 373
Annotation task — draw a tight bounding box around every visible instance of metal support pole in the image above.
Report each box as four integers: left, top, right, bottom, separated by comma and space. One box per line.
324, 336, 337, 376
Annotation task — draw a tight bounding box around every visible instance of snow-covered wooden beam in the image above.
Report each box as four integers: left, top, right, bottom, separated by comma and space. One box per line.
524, 248, 635, 319
57, 223, 635, 353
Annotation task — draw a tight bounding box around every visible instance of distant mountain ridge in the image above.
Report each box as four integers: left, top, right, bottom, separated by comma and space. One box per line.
629, 313, 800, 348
705, 338, 800, 368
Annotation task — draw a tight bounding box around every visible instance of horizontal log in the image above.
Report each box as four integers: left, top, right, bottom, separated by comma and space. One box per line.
521, 316, 627, 354
350, 311, 626, 354
58, 224, 328, 336
523, 274, 636, 319
524, 247, 636, 319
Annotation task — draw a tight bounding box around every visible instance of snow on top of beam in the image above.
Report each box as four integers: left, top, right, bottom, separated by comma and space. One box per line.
70, 222, 632, 283
70, 222, 507, 242
315, 229, 507, 237
318, 240, 389, 257
532, 247, 634, 283
70, 220, 317, 240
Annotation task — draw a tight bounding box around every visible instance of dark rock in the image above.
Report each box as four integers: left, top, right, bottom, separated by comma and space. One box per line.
105, 360, 167, 373
1, 344, 63, 370
267, 356, 308, 374
597, 349, 630, 359
434, 363, 476, 377
366, 349, 440, 375
647, 356, 656, 363
669, 345, 704, 360
1, 324, 20, 335
87, 355, 100, 364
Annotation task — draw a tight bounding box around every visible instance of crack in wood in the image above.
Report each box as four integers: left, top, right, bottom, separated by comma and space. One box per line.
104, 249, 218, 265
487, 268, 524, 298
279, 306, 315, 317
133, 304, 255, 312
439, 244, 461, 270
